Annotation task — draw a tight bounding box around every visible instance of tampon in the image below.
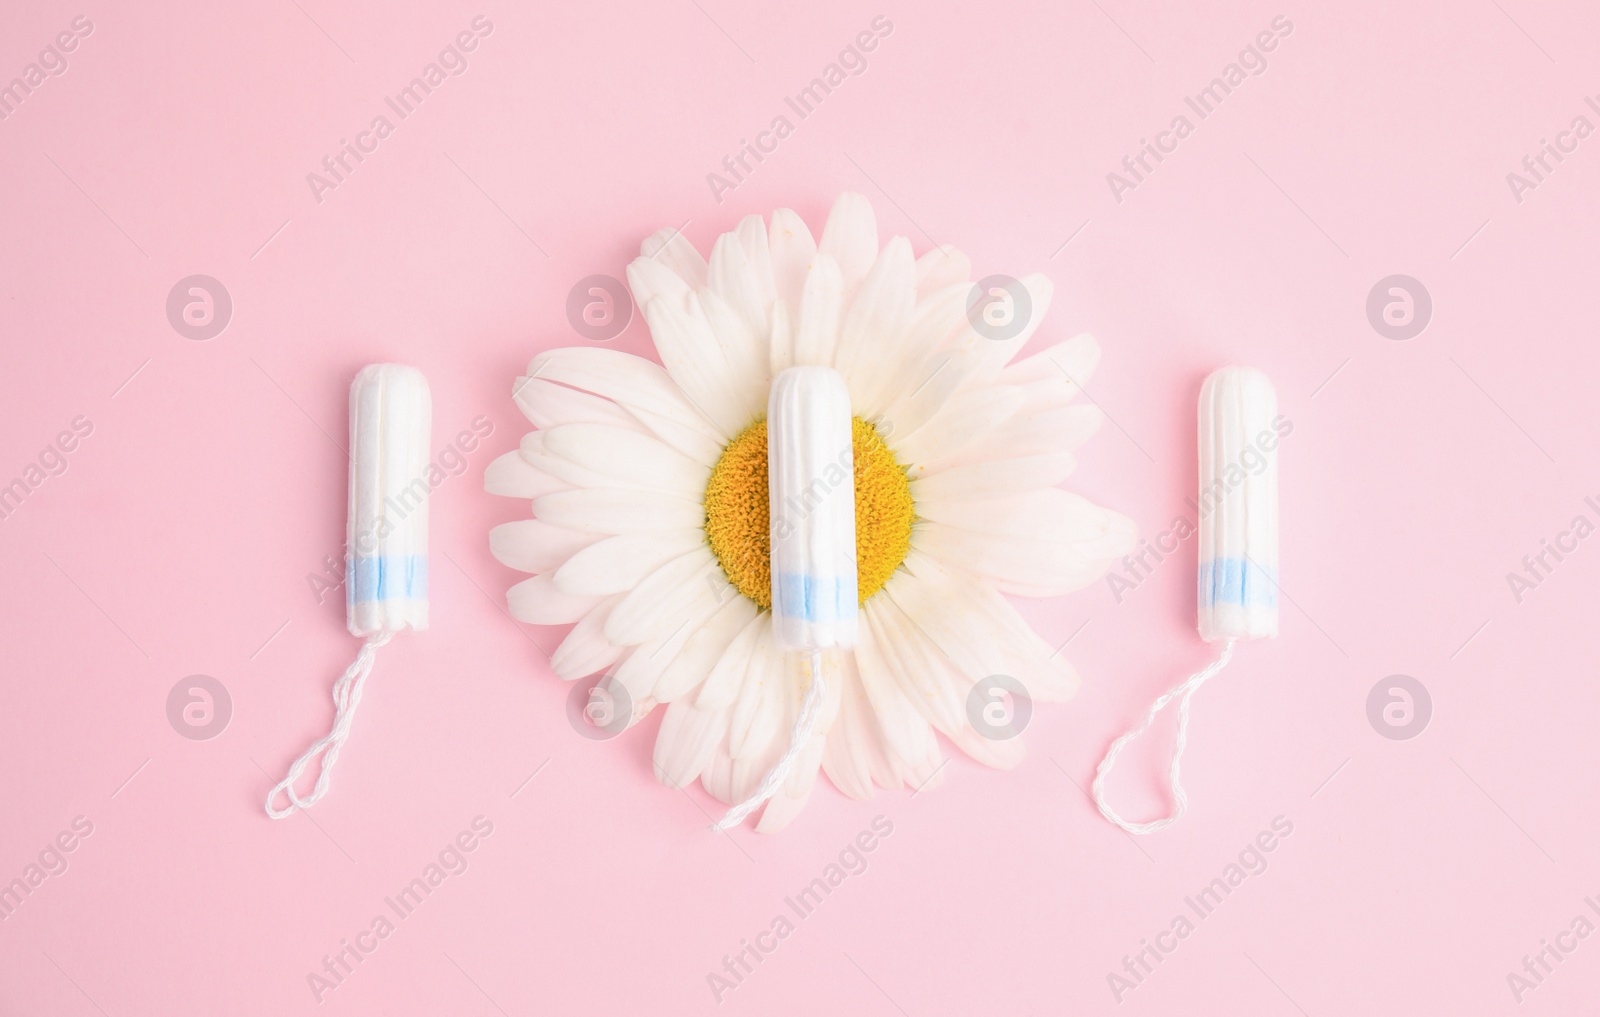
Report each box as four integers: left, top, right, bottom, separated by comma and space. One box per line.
266, 364, 431, 818
347, 364, 432, 636
1197, 367, 1278, 642
767, 367, 859, 654
1094, 366, 1281, 834
713, 366, 857, 830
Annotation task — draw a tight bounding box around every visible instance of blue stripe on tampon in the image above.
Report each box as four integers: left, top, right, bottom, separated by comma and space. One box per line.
1198, 556, 1276, 610
347, 554, 429, 606
773, 572, 857, 623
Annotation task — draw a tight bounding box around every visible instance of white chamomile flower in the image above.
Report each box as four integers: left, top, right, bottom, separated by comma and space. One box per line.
487, 193, 1135, 831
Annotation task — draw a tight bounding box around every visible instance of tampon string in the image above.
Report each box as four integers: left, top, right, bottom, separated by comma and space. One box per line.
1094, 366, 1280, 834
266, 364, 431, 820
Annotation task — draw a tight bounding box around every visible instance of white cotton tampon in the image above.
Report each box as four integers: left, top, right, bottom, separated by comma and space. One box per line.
1197, 367, 1278, 642
712, 366, 857, 831
767, 366, 858, 653
1094, 365, 1282, 835
347, 364, 432, 636
266, 363, 430, 819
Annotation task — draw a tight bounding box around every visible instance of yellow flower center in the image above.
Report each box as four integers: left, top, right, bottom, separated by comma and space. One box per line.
703, 416, 914, 610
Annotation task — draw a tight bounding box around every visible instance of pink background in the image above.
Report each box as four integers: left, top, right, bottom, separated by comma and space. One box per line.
3, 0, 1598, 1013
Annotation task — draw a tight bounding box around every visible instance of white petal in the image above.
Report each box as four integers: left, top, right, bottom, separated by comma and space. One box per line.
864, 596, 966, 735
891, 385, 1025, 473
935, 572, 1080, 701
875, 320, 1003, 447
869, 585, 1023, 771
489, 519, 600, 574
701, 736, 737, 805
698, 285, 770, 408
914, 244, 971, 294
876, 279, 1053, 445
728, 625, 784, 761
822, 660, 890, 799
895, 744, 949, 793
640, 292, 760, 436
611, 594, 721, 702
603, 547, 721, 646
817, 191, 878, 299
950, 404, 1104, 466
541, 422, 710, 497
624, 687, 658, 731
833, 236, 916, 416
640, 226, 708, 289
625, 255, 693, 322
946, 273, 1054, 385
754, 731, 826, 833
768, 299, 794, 376
697, 611, 767, 710
916, 488, 1120, 545
792, 254, 843, 367
708, 223, 769, 339
998, 644, 1078, 703
513, 376, 638, 430
623, 404, 724, 467
1000, 333, 1100, 388
882, 568, 1005, 684
507, 574, 602, 625
526, 347, 724, 444
552, 529, 707, 597
870, 282, 968, 414
883, 276, 1056, 444
551, 595, 626, 679
852, 611, 938, 773
767, 207, 817, 314
534, 488, 703, 534
653, 593, 760, 702
949, 723, 1027, 770
894, 548, 1075, 703
1010, 376, 1090, 417
910, 518, 1134, 596
910, 453, 1077, 505
654, 700, 727, 789
736, 214, 778, 313
520, 432, 621, 490
485, 449, 569, 499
